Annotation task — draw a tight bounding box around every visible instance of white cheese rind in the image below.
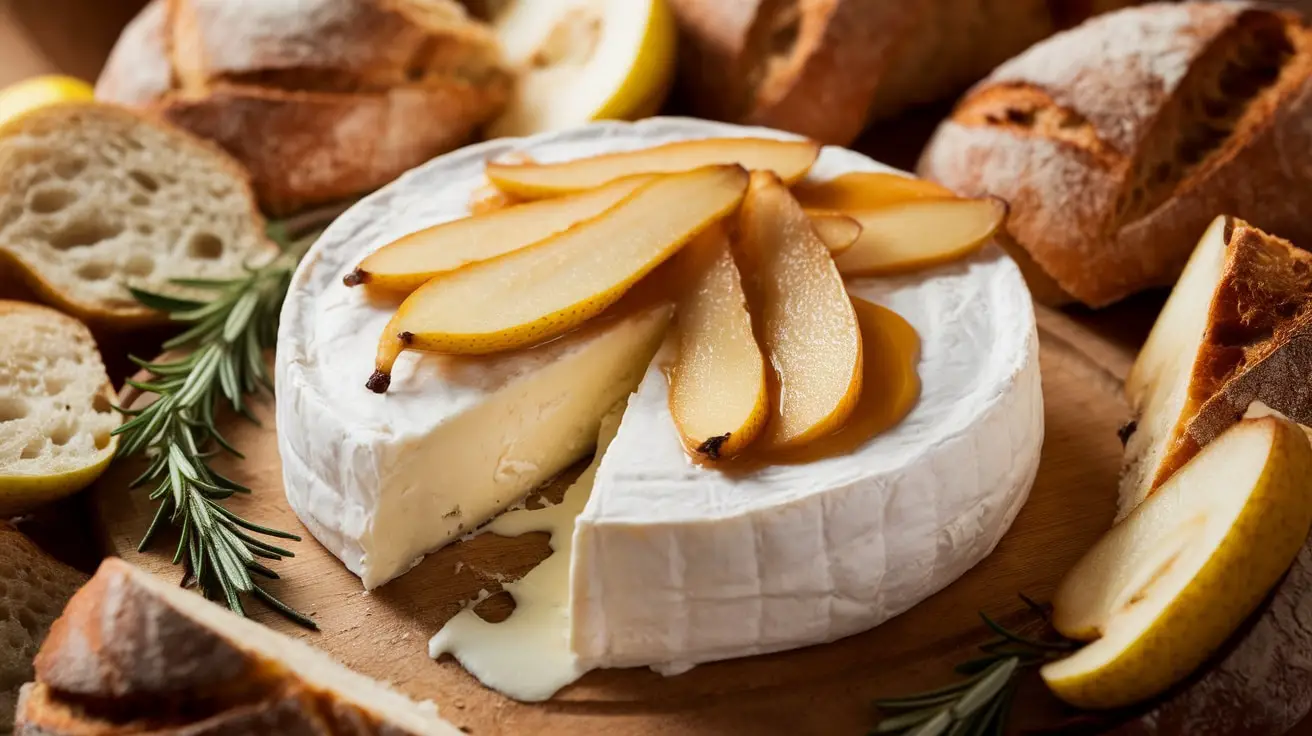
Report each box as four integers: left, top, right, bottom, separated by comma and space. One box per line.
275, 130, 672, 589
562, 131, 1044, 671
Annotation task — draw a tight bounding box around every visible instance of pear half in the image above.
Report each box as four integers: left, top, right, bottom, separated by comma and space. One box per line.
1041, 409, 1312, 709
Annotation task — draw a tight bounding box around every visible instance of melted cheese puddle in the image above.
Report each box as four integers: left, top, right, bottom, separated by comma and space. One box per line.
427, 407, 622, 701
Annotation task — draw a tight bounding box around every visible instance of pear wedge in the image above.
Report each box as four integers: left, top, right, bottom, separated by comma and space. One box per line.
486, 137, 818, 199
669, 224, 769, 461
736, 171, 862, 449
1040, 409, 1312, 710
368, 165, 748, 391
348, 175, 651, 295
809, 212, 863, 255
830, 197, 1006, 276
793, 171, 953, 211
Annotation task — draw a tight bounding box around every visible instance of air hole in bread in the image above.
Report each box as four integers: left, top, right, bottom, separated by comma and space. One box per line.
128, 170, 160, 193
92, 392, 113, 415
188, 232, 225, 260
473, 590, 516, 623
1005, 108, 1035, 126
20, 438, 43, 460
44, 375, 68, 395
0, 397, 28, 423
767, 3, 801, 61
28, 186, 76, 215
129, 193, 150, 207
75, 262, 114, 282
49, 422, 74, 447
124, 254, 155, 276
53, 157, 87, 180
16, 607, 38, 636
93, 429, 111, 451
51, 216, 123, 250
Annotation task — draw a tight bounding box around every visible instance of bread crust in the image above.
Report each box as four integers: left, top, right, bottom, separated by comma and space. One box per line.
156, 82, 499, 216
97, 0, 510, 215
667, 0, 1137, 145
919, 3, 1312, 307
18, 559, 459, 736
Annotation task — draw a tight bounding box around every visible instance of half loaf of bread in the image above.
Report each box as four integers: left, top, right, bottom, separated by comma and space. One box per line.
97, 0, 512, 215
0, 102, 277, 327
920, 2, 1312, 307
16, 558, 464, 735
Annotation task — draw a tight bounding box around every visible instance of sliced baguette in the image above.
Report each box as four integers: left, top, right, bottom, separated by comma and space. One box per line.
0, 301, 119, 516
0, 524, 88, 734
0, 102, 276, 328
1121, 216, 1312, 517
17, 558, 462, 735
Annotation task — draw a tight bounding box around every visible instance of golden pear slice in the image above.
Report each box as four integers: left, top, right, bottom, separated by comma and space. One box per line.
1040, 408, 1312, 710
809, 212, 862, 255
793, 171, 953, 211
368, 165, 749, 391
668, 224, 769, 461
830, 197, 1006, 276
486, 137, 819, 199
346, 175, 650, 296
736, 171, 862, 449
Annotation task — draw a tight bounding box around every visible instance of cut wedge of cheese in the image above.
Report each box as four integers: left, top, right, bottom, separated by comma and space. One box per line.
1120, 216, 1312, 517
277, 119, 1042, 692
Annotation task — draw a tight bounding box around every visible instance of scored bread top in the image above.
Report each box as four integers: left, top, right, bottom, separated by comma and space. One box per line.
167, 0, 506, 94
0, 301, 118, 484
919, 2, 1312, 307
0, 103, 276, 325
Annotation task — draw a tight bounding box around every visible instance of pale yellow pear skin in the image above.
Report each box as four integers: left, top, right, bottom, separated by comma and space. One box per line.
1040, 413, 1312, 710
829, 197, 1007, 276
808, 212, 863, 255
668, 225, 769, 460
792, 172, 953, 211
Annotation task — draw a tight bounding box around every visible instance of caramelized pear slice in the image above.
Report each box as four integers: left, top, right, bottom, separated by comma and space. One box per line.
487, 137, 819, 199
669, 224, 769, 461
347, 175, 650, 296
368, 165, 749, 391
793, 171, 953, 211
736, 171, 863, 449
831, 197, 1007, 276
809, 212, 862, 255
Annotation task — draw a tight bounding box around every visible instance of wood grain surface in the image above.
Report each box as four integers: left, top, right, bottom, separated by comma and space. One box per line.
92, 306, 1134, 735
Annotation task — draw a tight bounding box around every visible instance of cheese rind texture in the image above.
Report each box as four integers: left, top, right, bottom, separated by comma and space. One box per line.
561, 125, 1044, 671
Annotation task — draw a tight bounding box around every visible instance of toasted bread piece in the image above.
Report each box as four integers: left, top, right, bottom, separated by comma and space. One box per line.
0, 524, 87, 734
1121, 217, 1312, 517
17, 559, 462, 735
0, 301, 119, 516
0, 103, 276, 328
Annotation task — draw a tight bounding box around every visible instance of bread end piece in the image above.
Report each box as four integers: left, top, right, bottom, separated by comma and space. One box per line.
20, 558, 461, 735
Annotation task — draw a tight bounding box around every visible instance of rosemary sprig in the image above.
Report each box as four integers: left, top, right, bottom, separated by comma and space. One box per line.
871, 594, 1078, 736
113, 223, 322, 629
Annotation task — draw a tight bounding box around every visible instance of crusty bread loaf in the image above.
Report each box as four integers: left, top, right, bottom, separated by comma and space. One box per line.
919, 2, 1312, 307
1121, 217, 1312, 517
0, 102, 276, 327
666, 0, 1137, 145
17, 558, 463, 735
0, 301, 119, 515
96, 0, 511, 216
0, 524, 88, 734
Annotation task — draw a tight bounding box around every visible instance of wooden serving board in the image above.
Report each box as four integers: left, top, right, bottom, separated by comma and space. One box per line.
91, 306, 1135, 735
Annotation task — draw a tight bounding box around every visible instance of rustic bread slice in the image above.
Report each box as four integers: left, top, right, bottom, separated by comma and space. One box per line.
0, 103, 276, 328
0, 524, 88, 734
1121, 216, 1312, 517
17, 558, 463, 735
920, 3, 1312, 307
0, 301, 119, 516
